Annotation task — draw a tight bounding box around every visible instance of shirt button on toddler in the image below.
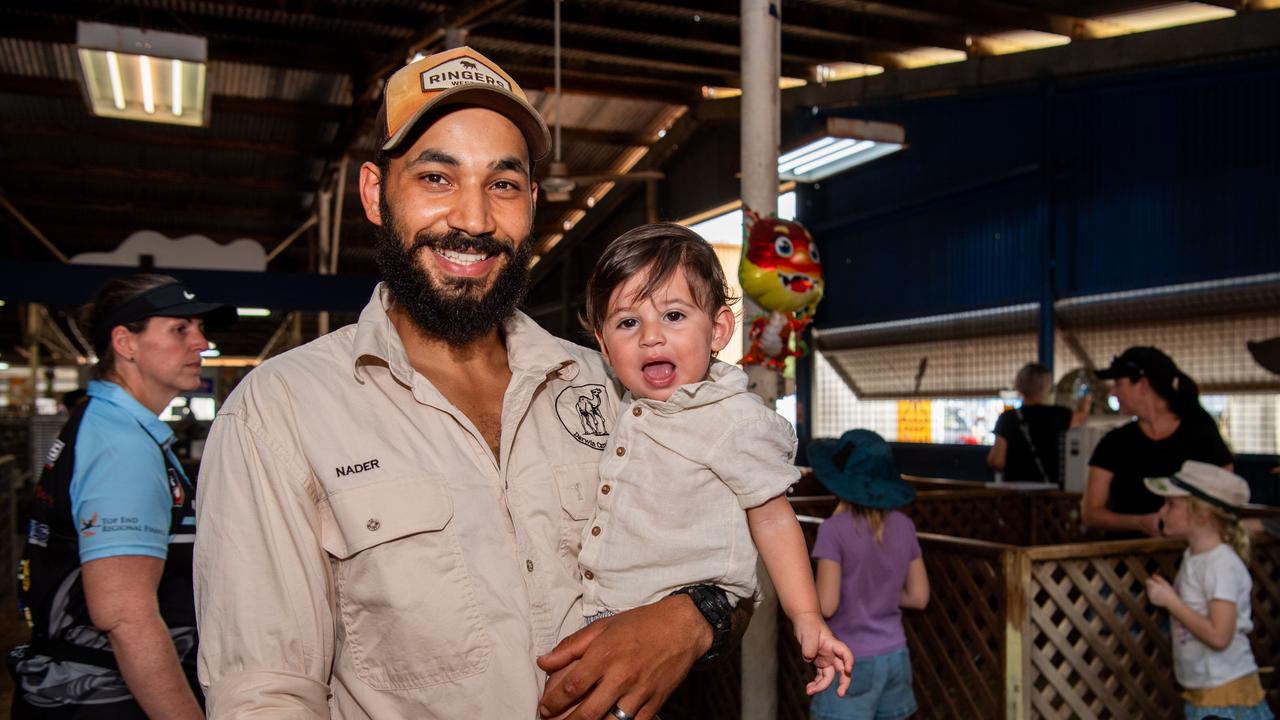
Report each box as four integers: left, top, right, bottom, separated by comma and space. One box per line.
616, 447, 626, 457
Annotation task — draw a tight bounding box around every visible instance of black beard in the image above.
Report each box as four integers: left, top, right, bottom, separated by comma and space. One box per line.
374, 197, 533, 345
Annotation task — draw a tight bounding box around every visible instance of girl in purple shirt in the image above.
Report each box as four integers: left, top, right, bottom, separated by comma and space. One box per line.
809, 430, 930, 720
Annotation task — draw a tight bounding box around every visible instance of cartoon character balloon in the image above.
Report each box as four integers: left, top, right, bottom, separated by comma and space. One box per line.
738, 207, 824, 370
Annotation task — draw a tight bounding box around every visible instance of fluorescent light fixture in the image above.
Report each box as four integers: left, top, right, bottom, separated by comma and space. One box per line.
971, 30, 1071, 55
0, 362, 9, 371
779, 117, 905, 183
815, 62, 885, 83
77, 21, 209, 127
885, 47, 968, 70
201, 356, 260, 368
200, 348, 221, 358
1091, 2, 1236, 38
701, 76, 809, 100
190, 396, 217, 421
236, 307, 271, 317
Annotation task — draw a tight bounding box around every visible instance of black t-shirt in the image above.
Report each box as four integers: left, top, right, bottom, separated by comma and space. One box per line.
1088, 416, 1233, 518
994, 405, 1072, 484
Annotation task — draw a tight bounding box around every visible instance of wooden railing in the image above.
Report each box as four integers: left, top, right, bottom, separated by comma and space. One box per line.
779, 488, 1280, 719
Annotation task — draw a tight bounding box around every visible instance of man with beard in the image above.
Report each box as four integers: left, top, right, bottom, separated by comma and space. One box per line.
193, 47, 725, 720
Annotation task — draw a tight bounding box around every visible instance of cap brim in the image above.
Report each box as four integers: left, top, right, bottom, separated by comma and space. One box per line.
1248, 338, 1280, 375
1094, 365, 1125, 379
382, 84, 551, 162
159, 302, 237, 330
1143, 476, 1188, 498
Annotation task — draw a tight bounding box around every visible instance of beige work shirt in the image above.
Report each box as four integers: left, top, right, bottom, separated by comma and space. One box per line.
578, 361, 799, 615
194, 285, 618, 719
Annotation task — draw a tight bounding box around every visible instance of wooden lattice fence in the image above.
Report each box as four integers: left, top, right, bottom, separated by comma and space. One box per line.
782, 487, 1280, 719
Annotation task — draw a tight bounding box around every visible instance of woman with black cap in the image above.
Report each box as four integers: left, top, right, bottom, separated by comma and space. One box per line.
1082, 346, 1233, 539
9, 273, 234, 719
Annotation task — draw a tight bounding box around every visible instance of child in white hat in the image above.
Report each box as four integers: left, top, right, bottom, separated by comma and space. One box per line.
1144, 460, 1274, 720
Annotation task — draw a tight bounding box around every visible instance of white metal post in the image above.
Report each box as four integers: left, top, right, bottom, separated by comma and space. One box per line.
740, 2, 781, 719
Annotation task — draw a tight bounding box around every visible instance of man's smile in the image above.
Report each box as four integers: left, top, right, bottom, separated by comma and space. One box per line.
433, 247, 494, 265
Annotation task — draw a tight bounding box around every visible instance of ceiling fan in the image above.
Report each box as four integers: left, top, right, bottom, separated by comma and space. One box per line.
541, 0, 663, 202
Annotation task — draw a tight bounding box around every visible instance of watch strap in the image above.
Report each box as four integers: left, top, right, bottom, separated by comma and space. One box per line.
669, 584, 733, 662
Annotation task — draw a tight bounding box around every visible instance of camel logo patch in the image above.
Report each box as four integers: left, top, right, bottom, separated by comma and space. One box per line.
556, 384, 610, 451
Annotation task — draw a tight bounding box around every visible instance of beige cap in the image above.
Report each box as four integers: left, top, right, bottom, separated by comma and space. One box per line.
379, 46, 551, 161
1144, 460, 1251, 511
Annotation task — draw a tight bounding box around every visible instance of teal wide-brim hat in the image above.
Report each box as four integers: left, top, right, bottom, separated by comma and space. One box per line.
808, 429, 915, 510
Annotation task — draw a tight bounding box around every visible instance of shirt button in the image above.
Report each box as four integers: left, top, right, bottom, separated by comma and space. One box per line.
526, 559, 534, 572
591, 526, 601, 536
616, 447, 626, 457
583, 570, 594, 581
601, 484, 611, 495
632, 407, 642, 417
366, 519, 380, 531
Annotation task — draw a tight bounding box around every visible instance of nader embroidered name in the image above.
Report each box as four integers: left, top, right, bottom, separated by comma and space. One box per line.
336, 458, 380, 477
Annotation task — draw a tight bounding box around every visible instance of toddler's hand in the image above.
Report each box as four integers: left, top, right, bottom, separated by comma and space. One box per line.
792, 612, 854, 697
1146, 573, 1175, 608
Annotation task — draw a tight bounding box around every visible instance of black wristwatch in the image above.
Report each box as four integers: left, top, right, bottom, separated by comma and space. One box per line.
669, 584, 734, 662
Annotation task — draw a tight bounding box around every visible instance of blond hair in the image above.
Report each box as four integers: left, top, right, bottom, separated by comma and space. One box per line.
833, 500, 887, 544
1189, 497, 1250, 562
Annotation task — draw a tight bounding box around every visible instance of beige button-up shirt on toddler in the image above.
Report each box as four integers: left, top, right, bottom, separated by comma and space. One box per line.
194, 285, 618, 719
577, 361, 800, 616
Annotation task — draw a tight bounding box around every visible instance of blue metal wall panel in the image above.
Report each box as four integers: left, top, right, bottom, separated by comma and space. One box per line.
805, 87, 1050, 328
812, 178, 1046, 324
805, 55, 1280, 329
1062, 61, 1280, 294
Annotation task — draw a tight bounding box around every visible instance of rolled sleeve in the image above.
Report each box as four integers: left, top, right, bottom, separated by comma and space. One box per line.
206, 669, 332, 718
195, 410, 334, 718
708, 414, 800, 510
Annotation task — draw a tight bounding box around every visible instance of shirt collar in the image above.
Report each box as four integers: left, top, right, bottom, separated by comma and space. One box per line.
352, 284, 415, 386
629, 360, 746, 411
351, 283, 580, 386
87, 379, 175, 446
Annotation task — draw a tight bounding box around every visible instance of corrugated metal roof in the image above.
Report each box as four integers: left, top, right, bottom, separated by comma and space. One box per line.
211, 61, 351, 104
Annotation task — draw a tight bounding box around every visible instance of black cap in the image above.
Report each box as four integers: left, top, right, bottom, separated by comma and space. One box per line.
92, 282, 236, 353
1095, 346, 1180, 385
1249, 337, 1280, 376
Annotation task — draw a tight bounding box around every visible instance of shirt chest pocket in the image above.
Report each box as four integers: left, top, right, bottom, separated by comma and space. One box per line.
552, 462, 598, 563
320, 477, 490, 690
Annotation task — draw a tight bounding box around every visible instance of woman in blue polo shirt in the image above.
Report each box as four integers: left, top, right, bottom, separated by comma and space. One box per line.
10, 273, 234, 719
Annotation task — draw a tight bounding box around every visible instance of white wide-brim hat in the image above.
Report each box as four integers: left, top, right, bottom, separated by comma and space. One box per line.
1144, 460, 1250, 512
